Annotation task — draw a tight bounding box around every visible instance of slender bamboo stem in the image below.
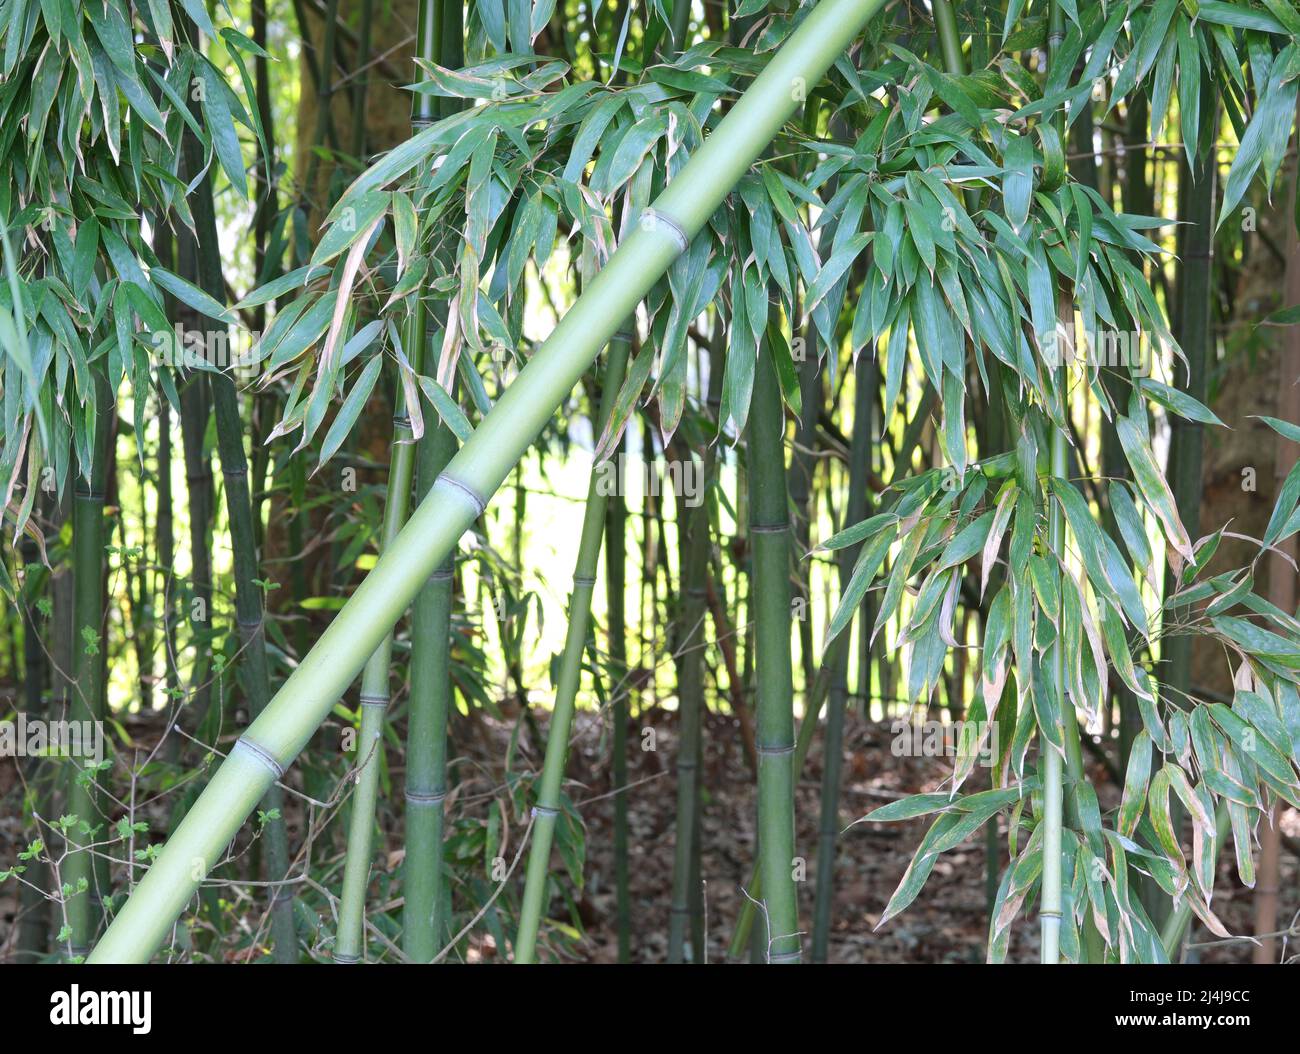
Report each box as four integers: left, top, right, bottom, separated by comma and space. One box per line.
514, 332, 632, 962
89, 0, 891, 961
1254, 112, 1300, 961
402, 411, 458, 961
810, 361, 873, 961
729, 386, 936, 957
17, 490, 49, 960
179, 68, 298, 962
746, 342, 800, 963
335, 0, 442, 964
176, 351, 214, 741
333, 316, 424, 964
666, 336, 724, 963
605, 441, 632, 962
1039, 0, 1068, 965
65, 363, 112, 958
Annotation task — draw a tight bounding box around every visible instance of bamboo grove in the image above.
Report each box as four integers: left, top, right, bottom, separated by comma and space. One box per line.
0, 0, 1299, 966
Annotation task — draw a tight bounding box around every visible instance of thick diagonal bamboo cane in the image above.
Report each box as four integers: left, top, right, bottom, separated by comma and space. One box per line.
88, 0, 890, 961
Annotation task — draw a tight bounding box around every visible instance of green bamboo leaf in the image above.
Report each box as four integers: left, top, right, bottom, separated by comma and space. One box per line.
1116, 409, 1193, 562
603, 114, 667, 195
1252, 414, 1300, 444
1118, 730, 1152, 836
1209, 702, 1296, 784
318, 353, 384, 466
200, 59, 248, 200
854, 792, 955, 824
417, 375, 473, 444
1108, 482, 1153, 572
805, 232, 871, 314
936, 510, 994, 572
824, 528, 895, 648
150, 267, 235, 326
1002, 130, 1033, 234
1138, 377, 1225, 426
876, 813, 962, 927
819, 512, 896, 552
311, 192, 390, 268
1262, 305, 1300, 326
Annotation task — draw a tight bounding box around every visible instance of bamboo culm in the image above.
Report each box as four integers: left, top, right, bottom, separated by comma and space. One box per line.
666, 337, 724, 963
88, 0, 891, 961
401, 413, 457, 961
180, 86, 299, 962
64, 361, 112, 958
810, 360, 873, 961
335, 0, 445, 964
605, 434, 632, 963
514, 331, 632, 962
745, 342, 799, 963
333, 315, 425, 964
400, 0, 462, 964
729, 386, 936, 957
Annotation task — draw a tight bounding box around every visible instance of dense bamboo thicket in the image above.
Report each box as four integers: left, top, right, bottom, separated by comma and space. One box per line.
2, 0, 1300, 967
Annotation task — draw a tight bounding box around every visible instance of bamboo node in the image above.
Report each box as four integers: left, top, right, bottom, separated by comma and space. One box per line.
750, 520, 790, 534
531, 805, 559, 819
333, 952, 360, 964
359, 693, 388, 710
572, 574, 597, 588
436, 472, 488, 516
639, 207, 690, 254
756, 743, 795, 757
769, 950, 802, 963
428, 567, 454, 582
233, 736, 285, 779
405, 788, 447, 804
74, 490, 107, 503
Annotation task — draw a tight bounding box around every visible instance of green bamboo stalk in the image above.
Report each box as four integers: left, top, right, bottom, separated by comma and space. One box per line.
176, 357, 214, 741
402, 411, 458, 961
334, 0, 444, 963
667, 337, 724, 963
1039, 0, 1069, 965
810, 360, 873, 961
17, 495, 49, 961
179, 86, 299, 962
89, 0, 890, 961
401, 0, 462, 964
156, 394, 180, 728
1162, 89, 1216, 726
605, 458, 632, 962
333, 319, 424, 964
728, 385, 937, 958
513, 332, 632, 963
64, 362, 112, 959
746, 341, 799, 963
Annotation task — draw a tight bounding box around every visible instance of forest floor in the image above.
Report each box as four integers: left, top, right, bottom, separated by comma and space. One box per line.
549, 709, 1300, 965
2, 705, 1296, 963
